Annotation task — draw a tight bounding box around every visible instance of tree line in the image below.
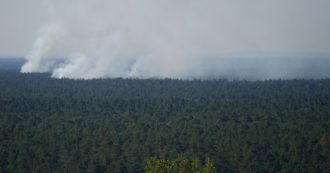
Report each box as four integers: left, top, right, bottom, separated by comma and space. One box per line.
0, 70, 329, 172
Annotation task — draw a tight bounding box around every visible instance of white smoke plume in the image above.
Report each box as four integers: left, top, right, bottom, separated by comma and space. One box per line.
21, 0, 330, 79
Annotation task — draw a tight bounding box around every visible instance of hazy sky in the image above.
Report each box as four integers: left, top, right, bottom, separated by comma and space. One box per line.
1, 0, 330, 79
1, 0, 330, 56
0, 0, 47, 56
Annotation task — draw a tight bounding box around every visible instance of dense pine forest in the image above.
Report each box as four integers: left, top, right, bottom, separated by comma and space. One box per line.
0, 67, 329, 172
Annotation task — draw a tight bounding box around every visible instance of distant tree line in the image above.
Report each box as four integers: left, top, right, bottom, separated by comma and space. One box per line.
0, 70, 329, 172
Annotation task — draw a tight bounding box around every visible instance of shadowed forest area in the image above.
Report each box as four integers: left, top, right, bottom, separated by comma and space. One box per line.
0, 69, 329, 172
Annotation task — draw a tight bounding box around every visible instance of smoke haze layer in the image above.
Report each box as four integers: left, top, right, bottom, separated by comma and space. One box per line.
21, 0, 330, 79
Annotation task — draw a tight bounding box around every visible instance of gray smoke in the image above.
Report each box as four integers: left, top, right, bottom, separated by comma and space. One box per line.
21, 0, 330, 79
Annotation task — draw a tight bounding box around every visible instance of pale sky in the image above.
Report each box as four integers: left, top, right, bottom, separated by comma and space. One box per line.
1, 0, 330, 56
0, 0, 48, 56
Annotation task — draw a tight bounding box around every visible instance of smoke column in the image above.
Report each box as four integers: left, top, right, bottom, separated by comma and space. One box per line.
21, 0, 330, 79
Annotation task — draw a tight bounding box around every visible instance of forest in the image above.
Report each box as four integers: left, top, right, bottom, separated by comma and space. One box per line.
0, 68, 329, 172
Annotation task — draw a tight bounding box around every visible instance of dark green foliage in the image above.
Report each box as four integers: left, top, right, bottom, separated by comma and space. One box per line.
145, 156, 216, 173
0, 70, 329, 172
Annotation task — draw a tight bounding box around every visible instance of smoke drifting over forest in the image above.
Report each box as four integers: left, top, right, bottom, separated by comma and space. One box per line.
21, 0, 330, 80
